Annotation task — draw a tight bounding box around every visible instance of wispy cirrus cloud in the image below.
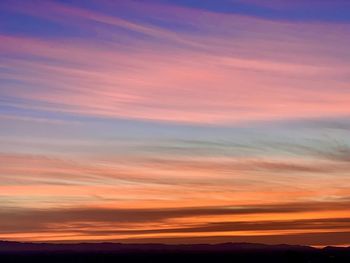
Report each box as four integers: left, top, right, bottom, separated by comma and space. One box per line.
1, 0, 350, 124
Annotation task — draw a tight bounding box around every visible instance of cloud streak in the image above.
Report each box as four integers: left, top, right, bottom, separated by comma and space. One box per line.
1, 201, 350, 245
1, 1, 350, 124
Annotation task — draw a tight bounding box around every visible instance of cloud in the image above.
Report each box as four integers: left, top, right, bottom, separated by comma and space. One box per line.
1, 150, 349, 213
0, 201, 349, 244
44, 217, 350, 239
1, 0, 350, 124
1, 0, 350, 245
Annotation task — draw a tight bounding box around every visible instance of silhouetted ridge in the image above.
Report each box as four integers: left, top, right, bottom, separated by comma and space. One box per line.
0, 240, 328, 253
1, 241, 350, 263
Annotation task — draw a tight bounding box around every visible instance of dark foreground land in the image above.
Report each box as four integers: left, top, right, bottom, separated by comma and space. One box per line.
1, 241, 350, 263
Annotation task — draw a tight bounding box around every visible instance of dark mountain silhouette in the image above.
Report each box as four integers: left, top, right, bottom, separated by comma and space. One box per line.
0, 240, 317, 252
0, 240, 349, 262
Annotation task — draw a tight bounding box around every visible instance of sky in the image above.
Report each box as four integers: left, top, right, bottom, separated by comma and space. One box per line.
0, 0, 350, 247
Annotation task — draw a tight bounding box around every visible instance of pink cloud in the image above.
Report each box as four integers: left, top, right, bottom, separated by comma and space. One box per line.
1, 1, 350, 125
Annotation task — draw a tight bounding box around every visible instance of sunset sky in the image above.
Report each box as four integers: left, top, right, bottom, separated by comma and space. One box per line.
1, 0, 350, 247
